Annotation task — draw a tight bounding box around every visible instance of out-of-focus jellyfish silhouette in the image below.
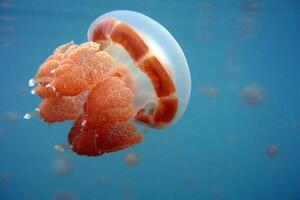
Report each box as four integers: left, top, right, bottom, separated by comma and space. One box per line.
266, 144, 279, 158
94, 175, 109, 188
0, 127, 4, 136
123, 152, 138, 166
0, 0, 12, 8
3, 111, 20, 123
226, 133, 236, 144
194, 2, 215, 40
238, 17, 256, 23
226, 66, 240, 78
195, 2, 215, 9
0, 171, 11, 182
241, 84, 264, 106
25, 10, 191, 157
211, 185, 224, 199
122, 194, 135, 200
52, 156, 72, 176
52, 192, 74, 200
240, 1, 261, 13
199, 84, 219, 99
0, 15, 14, 21
182, 175, 197, 188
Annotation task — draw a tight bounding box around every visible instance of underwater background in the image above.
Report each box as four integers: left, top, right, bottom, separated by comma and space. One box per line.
1, 0, 300, 199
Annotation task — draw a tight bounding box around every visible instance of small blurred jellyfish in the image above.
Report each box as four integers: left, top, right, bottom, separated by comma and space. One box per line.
0, 127, 3, 136
241, 84, 264, 106
0, 15, 14, 21
94, 175, 109, 188
52, 192, 73, 200
122, 194, 135, 200
240, 1, 260, 13
199, 84, 219, 99
121, 179, 133, 194
182, 175, 197, 188
239, 32, 256, 40
238, 17, 256, 23
52, 156, 72, 176
211, 185, 224, 199
226, 66, 240, 78
266, 144, 279, 158
17, 86, 26, 95
0, 171, 11, 182
226, 133, 236, 144
3, 111, 20, 123
123, 153, 138, 167
196, 2, 215, 9
0, 0, 12, 8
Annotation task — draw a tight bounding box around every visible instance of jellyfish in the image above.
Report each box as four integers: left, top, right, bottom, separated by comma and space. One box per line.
266, 144, 279, 158
0, 171, 11, 183
52, 192, 74, 200
52, 156, 72, 176
25, 10, 191, 157
3, 111, 20, 123
123, 152, 138, 166
211, 185, 224, 199
199, 84, 219, 99
241, 84, 264, 106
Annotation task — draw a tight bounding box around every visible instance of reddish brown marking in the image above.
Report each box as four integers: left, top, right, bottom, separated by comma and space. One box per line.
153, 97, 178, 124
90, 18, 116, 41
135, 111, 152, 124
89, 19, 179, 126
110, 23, 149, 61
139, 56, 175, 97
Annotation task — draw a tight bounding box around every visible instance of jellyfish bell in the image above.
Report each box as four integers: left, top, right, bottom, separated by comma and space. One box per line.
241, 84, 264, 106
52, 156, 72, 176
52, 192, 74, 200
88, 10, 191, 128
123, 152, 138, 166
26, 10, 191, 157
199, 84, 219, 98
266, 144, 279, 158
0, 171, 11, 183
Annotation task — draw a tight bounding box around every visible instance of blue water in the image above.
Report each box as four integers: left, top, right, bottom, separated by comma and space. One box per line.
1, 0, 300, 200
